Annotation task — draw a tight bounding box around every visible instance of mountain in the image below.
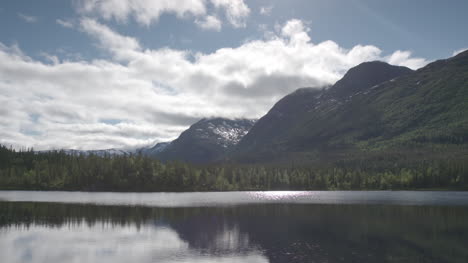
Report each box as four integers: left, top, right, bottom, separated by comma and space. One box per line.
153, 118, 256, 163
138, 142, 171, 156
233, 51, 468, 163
38, 118, 256, 162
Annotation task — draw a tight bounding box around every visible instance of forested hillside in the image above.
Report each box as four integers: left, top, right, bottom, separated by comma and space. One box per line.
1, 145, 467, 191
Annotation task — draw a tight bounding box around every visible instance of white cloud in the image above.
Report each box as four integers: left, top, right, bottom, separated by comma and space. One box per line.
280, 19, 311, 45
259, 6, 273, 16
18, 13, 38, 23
452, 48, 468, 57
56, 18, 74, 28
0, 19, 428, 150
211, 0, 250, 28
80, 18, 141, 60
76, 0, 207, 26
386, 50, 427, 69
75, 0, 250, 28
195, 15, 222, 31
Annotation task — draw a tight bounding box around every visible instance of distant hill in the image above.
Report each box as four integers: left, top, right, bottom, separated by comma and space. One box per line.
152, 118, 256, 163
232, 51, 468, 163
40, 148, 133, 157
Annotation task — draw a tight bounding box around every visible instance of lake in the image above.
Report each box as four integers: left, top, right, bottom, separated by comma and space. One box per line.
1, 191, 468, 263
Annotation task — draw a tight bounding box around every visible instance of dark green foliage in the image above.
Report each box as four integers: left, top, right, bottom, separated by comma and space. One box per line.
1, 145, 467, 191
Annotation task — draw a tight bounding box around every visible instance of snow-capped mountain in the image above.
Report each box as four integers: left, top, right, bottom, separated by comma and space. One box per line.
152, 118, 256, 163
192, 118, 256, 148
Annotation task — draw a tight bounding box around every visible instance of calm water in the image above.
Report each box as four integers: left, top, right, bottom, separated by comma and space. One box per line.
1, 191, 468, 263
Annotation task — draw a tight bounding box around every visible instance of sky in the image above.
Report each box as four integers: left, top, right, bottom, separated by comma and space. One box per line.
0, 0, 467, 150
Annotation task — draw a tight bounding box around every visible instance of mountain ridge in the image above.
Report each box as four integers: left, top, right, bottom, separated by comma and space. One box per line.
231, 52, 468, 163
232, 61, 414, 162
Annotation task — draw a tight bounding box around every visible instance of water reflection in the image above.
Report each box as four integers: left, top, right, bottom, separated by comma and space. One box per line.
1, 224, 189, 263
1, 202, 468, 263
1, 222, 267, 263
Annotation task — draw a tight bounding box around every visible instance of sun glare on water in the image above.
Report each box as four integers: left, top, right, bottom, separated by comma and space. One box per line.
248, 191, 312, 201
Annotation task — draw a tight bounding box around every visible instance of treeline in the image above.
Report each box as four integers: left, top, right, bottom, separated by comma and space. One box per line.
0, 145, 467, 191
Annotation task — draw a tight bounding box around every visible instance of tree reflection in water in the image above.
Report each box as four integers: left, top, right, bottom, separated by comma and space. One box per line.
1, 202, 468, 263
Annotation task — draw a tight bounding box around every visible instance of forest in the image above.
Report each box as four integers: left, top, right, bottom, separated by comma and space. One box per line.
0, 145, 467, 192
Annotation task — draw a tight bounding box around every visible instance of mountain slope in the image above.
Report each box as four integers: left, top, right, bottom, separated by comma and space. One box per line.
139, 142, 170, 156
233, 61, 414, 161
357, 50, 468, 148
233, 52, 468, 163
154, 118, 256, 163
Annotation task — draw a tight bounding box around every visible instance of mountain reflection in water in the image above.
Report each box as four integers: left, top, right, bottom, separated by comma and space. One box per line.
1, 201, 468, 263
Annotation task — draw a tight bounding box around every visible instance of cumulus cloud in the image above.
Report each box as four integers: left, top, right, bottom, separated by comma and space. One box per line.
75, 0, 250, 28
280, 19, 311, 45
195, 15, 222, 31
18, 13, 38, 23
0, 19, 428, 150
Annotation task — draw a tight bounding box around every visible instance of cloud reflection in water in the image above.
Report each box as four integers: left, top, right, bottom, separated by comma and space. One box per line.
0, 222, 268, 263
